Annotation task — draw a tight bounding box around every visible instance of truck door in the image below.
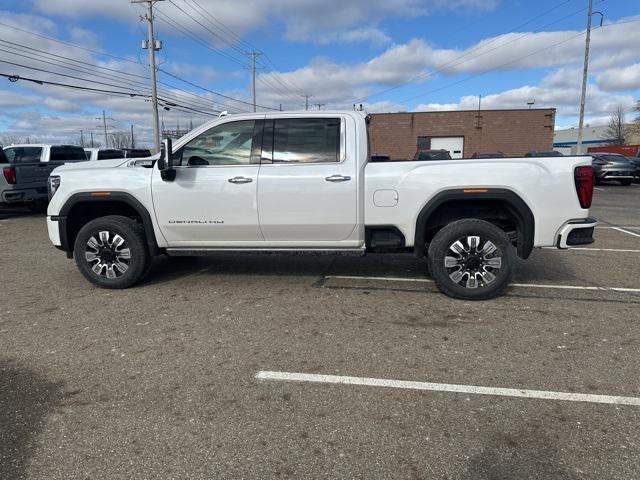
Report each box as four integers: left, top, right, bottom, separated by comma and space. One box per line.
256, 117, 357, 243
152, 119, 264, 245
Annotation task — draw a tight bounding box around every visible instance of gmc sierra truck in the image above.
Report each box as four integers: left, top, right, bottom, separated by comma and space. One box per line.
46, 112, 596, 300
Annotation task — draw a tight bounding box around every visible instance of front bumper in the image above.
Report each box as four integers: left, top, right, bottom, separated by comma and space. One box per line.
47, 216, 62, 246
556, 218, 597, 249
597, 169, 635, 180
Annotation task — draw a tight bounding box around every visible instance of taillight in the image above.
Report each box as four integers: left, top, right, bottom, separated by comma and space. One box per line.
2, 166, 16, 185
574, 166, 594, 209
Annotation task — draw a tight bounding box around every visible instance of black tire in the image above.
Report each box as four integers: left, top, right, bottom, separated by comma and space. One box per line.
620, 179, 633, 186
73, 215, 151, 289
427, 219, 515, 300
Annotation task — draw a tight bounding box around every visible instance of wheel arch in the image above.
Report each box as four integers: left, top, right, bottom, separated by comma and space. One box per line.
55, 192, 160, 257
414, 188, 535, 259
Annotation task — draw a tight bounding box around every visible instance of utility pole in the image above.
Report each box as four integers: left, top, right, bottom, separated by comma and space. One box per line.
577, 1, 603, 154
96, 110, 115, 148
80, 129, 84, 147
134, 0, 164, 153
102, 110, 108, 147
130, 124, 135, 148
246, 50, 262, 112
90, 132, 94, 148
302, 94, 312, 111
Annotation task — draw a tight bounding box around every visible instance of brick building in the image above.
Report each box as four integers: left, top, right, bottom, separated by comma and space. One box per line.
368, 108, 556, 159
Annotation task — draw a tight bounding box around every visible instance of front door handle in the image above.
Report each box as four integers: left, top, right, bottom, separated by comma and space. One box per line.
325, 174, 351, 182
228, 176, 253, 184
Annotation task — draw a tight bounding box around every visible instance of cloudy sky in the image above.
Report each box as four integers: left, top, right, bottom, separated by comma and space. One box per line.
0, 0, 638, 146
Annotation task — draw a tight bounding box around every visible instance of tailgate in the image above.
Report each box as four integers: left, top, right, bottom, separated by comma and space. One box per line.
14, 162, 54, 185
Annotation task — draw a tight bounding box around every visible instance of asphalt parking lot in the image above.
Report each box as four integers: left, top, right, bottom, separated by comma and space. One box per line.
1, 184, 640, 479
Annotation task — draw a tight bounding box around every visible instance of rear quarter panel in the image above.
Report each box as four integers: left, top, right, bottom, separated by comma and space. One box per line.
364, 156, 592, 247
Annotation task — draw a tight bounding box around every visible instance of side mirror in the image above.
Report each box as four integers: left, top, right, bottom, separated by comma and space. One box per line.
158, 138, 176, 181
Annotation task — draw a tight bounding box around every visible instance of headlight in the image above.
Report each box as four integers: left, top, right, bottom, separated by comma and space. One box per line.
48, 175, 61, 200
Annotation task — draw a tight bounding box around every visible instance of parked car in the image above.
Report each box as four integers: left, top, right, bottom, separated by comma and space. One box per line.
413, 149, 452, 161
627, 155, 640, 182
84, 148, 126, 161
591, 153, 635, 186
46, 111, 596, 300
1, 144, 86, 211
122, 148, 153, 159
524, 151, 564, 157
471, 152, 507, 159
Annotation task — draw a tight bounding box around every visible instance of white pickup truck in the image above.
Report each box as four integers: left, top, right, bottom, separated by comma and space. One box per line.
46, 111, 596, 299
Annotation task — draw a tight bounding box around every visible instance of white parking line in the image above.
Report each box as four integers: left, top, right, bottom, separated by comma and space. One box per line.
324, 275, 640, 293
543, 247, 640, 253
596, 226, 640, 230
611, 227, 640, 238
256, 371, 640, 406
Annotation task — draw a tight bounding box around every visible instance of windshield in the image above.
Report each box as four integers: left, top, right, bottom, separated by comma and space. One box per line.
97, 150, 125, 160
601, 155, 628, 163
3, 146, 43, 163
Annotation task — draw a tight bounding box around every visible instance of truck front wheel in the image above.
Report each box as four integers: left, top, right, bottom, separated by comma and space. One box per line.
427, 219, 515, 300
73, 215, 151, 289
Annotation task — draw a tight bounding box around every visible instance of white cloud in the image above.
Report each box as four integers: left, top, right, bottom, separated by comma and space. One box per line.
30, 0, 497, 46
597, 63, 640, 92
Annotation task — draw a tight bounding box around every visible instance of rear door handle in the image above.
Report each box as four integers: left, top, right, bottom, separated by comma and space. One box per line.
228, 176, 253, 184
325, 174, 351, 182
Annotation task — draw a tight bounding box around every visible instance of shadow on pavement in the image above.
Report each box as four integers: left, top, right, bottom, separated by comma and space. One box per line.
0, 359, 63, 480
0, 206, 43, 220
462, 420, 580, 480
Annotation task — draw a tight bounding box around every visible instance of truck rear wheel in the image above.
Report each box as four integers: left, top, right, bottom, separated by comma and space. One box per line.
427, 219, 515, 300
73, 215, 151, 289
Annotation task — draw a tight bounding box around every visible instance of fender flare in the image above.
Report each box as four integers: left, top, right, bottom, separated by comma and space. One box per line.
414, 188, 535, 259
55, 191, 160, 255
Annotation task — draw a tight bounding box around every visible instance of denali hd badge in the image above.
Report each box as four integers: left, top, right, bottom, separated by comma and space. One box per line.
168, 220, 224, 224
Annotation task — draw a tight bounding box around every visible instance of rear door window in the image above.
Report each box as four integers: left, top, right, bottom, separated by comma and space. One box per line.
271, 118, 340, 164
50, 146, 88, 162
3, 146, 43, 163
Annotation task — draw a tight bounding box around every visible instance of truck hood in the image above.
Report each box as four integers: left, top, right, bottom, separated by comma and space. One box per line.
52, 158, 130, 173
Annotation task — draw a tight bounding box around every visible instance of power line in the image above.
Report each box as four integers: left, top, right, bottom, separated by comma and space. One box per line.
394, 15, 640, 106
0, 23, 255, 113
351, 0, 596, 104
154, 7, 248, 67
157, 67, 279, 110
397, 26, 602, 104
170, 0, 304, 98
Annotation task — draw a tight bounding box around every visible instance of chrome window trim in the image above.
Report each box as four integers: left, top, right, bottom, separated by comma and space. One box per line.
260, 116, 346, 167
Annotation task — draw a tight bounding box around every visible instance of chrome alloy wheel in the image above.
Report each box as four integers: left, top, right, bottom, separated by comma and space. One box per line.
443, 236, 502, 289
84, 231, 131, 279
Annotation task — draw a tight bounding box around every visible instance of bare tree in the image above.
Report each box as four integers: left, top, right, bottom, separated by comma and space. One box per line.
0, 135, 22, 146
632, 100, 640, 137
605, 106, 627, 145
109, 131, 132, 149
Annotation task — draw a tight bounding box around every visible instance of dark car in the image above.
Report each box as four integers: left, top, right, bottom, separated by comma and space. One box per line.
414, 149, 452, 161
471, 151, 507, 159
591, 153, 635, 186
122, 148, 152, 159
524, 151, 564, 157
370, 154, 391, 162
626, 155, 640, 182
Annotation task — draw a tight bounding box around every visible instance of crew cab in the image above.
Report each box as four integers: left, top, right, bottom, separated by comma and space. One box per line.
46, 112, 596, 300
2, 144, 86, 210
